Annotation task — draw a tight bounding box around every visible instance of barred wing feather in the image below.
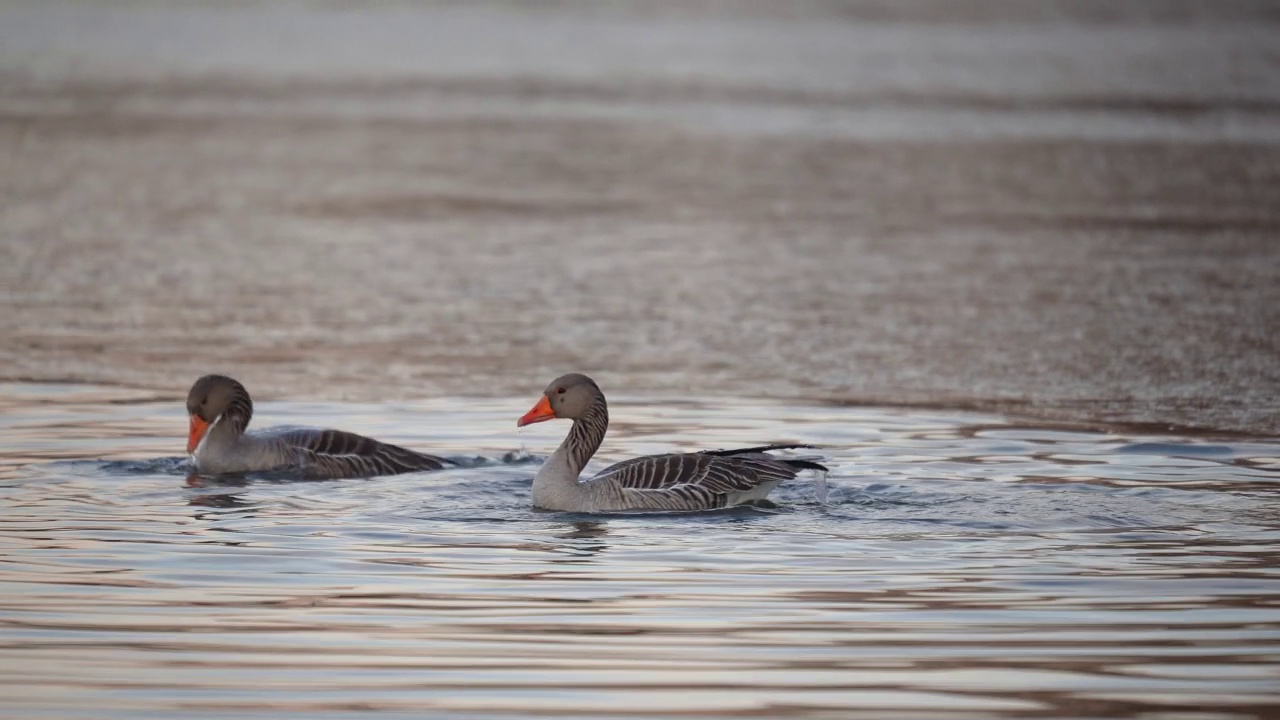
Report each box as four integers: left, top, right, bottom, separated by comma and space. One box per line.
279, 428, 452, 478
592, 452, 809, 510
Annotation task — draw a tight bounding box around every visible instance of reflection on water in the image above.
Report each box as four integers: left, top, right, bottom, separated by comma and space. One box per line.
1, 384, 1279, 719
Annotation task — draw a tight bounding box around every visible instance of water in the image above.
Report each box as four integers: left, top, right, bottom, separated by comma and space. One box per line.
3, 7, 1280, 713
2, 384, 1279, 719
3, 1, 1279, 435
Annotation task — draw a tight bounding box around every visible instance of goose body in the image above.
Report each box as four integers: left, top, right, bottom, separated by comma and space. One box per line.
517, 373, 826, 512
186, 375, 451, 478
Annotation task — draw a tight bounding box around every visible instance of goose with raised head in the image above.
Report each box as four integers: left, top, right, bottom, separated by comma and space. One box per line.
517, 373, 827, 512
186, 375, 452, 478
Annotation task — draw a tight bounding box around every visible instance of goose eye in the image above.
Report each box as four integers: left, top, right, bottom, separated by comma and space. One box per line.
556, 387, 566, 395
201, 396, 208, 406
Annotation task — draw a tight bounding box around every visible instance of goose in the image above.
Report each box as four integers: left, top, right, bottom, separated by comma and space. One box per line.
516, 373, 826, 512
185, 374, 452, 478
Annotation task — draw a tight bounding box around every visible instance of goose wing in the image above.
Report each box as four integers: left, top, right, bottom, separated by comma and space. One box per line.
277, 428, 453, 478
591, 450, 818, 510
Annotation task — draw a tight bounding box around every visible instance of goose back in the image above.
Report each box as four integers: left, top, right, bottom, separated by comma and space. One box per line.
585, 448, 826, 512
275, 428, 453, 478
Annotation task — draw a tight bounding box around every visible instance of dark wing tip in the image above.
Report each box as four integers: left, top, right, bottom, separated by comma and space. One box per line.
783, 459, 828, 472
699, 444, 828, 473
296, 429, 454, 477
375, 443, 454, 473
699, 443, 818, 457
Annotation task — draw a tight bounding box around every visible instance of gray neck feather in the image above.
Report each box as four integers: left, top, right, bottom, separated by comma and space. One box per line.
224, 393, 253, 436
563, 396, 609, 476
207, 398, 253, 448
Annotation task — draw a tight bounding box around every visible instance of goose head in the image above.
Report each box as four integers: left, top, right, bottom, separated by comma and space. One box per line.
185, 374, 252, 453
517, 373, 602, 426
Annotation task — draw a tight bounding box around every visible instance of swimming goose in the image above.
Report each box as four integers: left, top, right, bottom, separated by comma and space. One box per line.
517, 373, 826, 512
186, 375, 452, 478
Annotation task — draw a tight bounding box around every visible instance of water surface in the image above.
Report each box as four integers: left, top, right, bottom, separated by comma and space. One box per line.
3, 1, 1279, 433
2, 384, 1278, 719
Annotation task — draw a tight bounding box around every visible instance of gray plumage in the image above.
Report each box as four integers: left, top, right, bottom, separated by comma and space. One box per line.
518, 373, 826, 512
186, 375, 451, 478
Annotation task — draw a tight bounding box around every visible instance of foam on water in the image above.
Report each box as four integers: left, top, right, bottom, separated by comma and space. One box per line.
1, 384, 1279, 719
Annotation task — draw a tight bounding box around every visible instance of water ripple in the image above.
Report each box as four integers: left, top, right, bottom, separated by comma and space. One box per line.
1, 387, 1278, 719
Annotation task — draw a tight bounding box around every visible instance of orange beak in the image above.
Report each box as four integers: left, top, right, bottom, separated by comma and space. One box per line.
187, 414, 210, 453
517, 395, 556, 427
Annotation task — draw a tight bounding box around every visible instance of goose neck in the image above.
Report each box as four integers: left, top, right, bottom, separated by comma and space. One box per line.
562, 398, 608, 476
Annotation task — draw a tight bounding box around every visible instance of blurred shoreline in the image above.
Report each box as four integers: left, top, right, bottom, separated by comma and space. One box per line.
2, 1, 1278, 433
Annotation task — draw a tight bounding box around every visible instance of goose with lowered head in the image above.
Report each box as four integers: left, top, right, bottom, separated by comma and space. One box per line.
186, 374, 452, 478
